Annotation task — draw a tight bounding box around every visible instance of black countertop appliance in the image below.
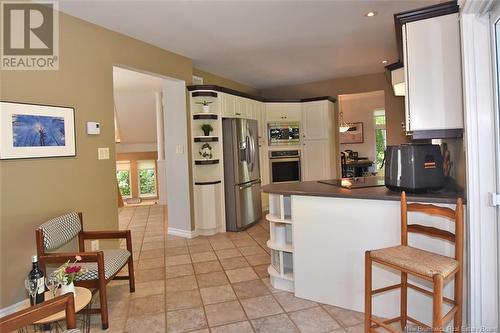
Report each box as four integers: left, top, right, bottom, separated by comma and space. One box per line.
385, 144, 444, 192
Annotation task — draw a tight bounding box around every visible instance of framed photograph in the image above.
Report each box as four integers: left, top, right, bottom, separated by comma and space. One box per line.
0, 101, 76, 160
340, 122, 364, 144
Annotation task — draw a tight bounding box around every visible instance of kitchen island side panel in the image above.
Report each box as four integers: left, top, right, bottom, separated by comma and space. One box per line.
292, 195, 459, 323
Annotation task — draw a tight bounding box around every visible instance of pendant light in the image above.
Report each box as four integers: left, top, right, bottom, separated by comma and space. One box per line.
339, 109, 350, 133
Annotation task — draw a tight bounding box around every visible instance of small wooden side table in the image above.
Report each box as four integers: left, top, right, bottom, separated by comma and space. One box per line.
19, 287, 92, 333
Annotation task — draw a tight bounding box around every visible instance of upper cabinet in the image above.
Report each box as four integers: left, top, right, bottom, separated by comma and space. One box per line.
301, 101, 330, 141
265, 103, 302, 122
403, 12, 463, 133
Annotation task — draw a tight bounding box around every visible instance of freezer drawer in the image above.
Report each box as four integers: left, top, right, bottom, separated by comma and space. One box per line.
226, 181, 262, 231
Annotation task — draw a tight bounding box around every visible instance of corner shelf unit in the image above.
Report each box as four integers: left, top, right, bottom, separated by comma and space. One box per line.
190, 88, 226, 236
267, 193, 294, 292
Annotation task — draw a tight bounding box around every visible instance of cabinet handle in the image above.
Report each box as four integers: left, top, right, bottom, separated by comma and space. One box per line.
236, 113, 241, 115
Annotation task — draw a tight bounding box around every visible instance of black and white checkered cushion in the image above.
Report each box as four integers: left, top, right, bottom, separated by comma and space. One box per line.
75, 249, 130, 281
39, 212, 81, 251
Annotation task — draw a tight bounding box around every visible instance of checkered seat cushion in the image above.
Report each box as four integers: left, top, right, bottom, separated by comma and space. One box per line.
39, 212, 82, 251
75, 249, 131, 281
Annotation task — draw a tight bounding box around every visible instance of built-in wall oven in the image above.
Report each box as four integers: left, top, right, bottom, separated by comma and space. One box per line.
269, 150, 301, 183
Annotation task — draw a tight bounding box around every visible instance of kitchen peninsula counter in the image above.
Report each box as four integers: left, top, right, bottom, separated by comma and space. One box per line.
262, 179, 464, 204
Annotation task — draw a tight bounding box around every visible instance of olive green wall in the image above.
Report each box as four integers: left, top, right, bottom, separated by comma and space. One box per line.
192, 68, 259, 95
259, 72, 409, 146
0, 10, 256, 308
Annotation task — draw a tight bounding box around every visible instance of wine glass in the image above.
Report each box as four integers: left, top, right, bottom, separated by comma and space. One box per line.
45, 275, 59, 298
24, 277, 38, 305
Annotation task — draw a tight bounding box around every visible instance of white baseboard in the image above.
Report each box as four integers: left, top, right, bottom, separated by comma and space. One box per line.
0, 299, 26, 318
167, 227, 198, 239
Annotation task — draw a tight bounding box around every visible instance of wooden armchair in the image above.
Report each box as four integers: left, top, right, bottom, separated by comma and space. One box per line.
35, 212, 135, 330
0, 293, 78, 333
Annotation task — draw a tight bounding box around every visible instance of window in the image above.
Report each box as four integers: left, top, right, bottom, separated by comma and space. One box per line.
374, 110, 387, 171
137, 160, 156, 197
116, 161, 131, 198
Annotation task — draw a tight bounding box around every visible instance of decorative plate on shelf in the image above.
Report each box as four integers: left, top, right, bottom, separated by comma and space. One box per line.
199, 143, 213, 159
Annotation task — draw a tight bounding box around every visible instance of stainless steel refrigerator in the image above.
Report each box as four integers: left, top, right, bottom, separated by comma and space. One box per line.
222, 118, 262, 231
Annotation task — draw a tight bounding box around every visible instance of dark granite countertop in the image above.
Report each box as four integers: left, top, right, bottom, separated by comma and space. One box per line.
262, 179, 465, 204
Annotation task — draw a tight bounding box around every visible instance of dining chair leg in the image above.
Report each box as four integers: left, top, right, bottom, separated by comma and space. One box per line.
400, 272, 407, 331
432, 274, 444, 332
128, 256, 135, 293
98, 281, 109, 330
454, 270, 463, 333
365, 251, 372, 333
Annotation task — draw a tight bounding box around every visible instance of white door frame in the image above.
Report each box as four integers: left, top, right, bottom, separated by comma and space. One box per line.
460, 0, 500, 329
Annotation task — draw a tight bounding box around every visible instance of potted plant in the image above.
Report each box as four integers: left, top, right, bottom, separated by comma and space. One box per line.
196, 100, 212, 113
199, 143, 213, 159
53, 255, 84, 295
201, 123, 213, 136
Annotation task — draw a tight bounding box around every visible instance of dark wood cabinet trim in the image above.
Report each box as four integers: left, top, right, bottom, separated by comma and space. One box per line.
186, 85, 337, 103
194, 137, 219, 143
195, 159, 220, 165
192, 91, 218, 98
410, 129, 463, 140
194, 180, 222, 185
193, 114, 218, 120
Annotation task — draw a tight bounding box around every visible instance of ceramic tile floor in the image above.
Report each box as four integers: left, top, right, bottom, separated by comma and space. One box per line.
88, 204, 370, 333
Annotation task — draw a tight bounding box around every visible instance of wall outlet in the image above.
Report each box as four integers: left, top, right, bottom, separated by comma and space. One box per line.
98, 147, 110, 160
90, 240, 99, 251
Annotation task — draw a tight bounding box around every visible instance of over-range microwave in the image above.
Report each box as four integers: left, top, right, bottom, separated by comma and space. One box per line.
268, 122, 300, 145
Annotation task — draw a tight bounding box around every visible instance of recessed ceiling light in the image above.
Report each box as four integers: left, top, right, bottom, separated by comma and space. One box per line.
365, 11, 377, 17
382, 60, 388, 64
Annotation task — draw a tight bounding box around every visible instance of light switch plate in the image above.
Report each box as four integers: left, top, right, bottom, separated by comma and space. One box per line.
90, 240, 99, 251
98, 147, 110, 160
176, 145, 184, 154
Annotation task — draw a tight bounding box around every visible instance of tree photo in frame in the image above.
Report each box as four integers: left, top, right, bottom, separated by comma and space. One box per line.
0, 101, 76, 159
340, 122, 364, 144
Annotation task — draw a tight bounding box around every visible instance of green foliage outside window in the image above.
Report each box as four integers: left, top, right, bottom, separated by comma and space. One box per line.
116, 170, 131, 196
375, 129, 387, 170
139, 168, 156, 195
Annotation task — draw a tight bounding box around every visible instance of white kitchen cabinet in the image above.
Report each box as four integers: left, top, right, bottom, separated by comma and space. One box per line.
403, 13, 463, 132
302, 140, 330, 181
302, 101, 330, 141
265, 103, 302, 122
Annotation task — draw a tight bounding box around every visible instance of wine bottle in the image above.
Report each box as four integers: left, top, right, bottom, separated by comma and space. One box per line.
29, 255, 45, 305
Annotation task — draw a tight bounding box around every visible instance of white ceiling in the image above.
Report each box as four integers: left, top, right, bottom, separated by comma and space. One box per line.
60, 0, 439, 89
113, 67, 161, 145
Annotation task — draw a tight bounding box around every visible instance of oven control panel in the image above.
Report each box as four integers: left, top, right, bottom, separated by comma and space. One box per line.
269, 150, 300, 158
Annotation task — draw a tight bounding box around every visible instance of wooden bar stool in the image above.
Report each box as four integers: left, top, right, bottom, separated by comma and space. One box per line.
365, 192, 463, 332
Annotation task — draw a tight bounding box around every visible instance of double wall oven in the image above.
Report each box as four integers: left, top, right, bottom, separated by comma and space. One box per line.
269, 150, 301, 183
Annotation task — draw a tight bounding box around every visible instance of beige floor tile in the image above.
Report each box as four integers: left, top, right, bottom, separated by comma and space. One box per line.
253, 264, 270, 278
165, 246, 189, 257
166, 239, 188, 248
131, 280, 164, 298
166, 289, 203, 311
135, 268, 165, 283
240, 295, 283, 319
106, 282, 133, 301
188, 243, 213, 253
245, 254, 271, 266
138, 257, 165, 270
210, 321, 254, 333
204, 300, 247, 327
143, 235, 164, 243
215, 248, 242, 259
126, 313, 165, 333
289, 307, 342, 333
220, 257, 250, 270
187, 238, 211, 246
166, 264, 194, 279
227, 232, 252, 240
165, 275, 198, 292
141, 241, 164, 251
225, 267, 259, 283
232, 279, 270, 299
106, 300, 129, 321
232, 238, 258, 248
274, 292, 317, 312
251, 313, 300, 333
345, 324, 364, 333
140, 248, 165, 260
200, 284, 237, 305
261, 278, 281, 294
210, 240, 236, 250
191, 251, 217, 263
187, 330, 210, 333
193, 260, 223, 274
166, 254, 192, 266
239, 246, 267, 257
128, 294, 165, 316
196, 271, 229, 288
322, 305, 365, 328
166, 307, 208, 333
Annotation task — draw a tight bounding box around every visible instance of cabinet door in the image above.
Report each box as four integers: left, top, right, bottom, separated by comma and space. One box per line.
221, 94, 235, 118
259, 143, 269, 185
257, 102, 267, 143
266, 103, 301, 122
302, 101, 330, 141
404, 13, 463, 131
302, 140, 330, 181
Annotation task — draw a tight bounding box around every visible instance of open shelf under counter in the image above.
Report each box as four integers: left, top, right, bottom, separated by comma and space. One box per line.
194, 136, 219, 143
266, 240, 293, 252
266, 213, 292, 224
193, 113, 218, 120
268, 265, 294, 281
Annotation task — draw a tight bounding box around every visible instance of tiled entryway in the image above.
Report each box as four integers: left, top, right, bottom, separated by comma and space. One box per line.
90, 205, 366, 333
